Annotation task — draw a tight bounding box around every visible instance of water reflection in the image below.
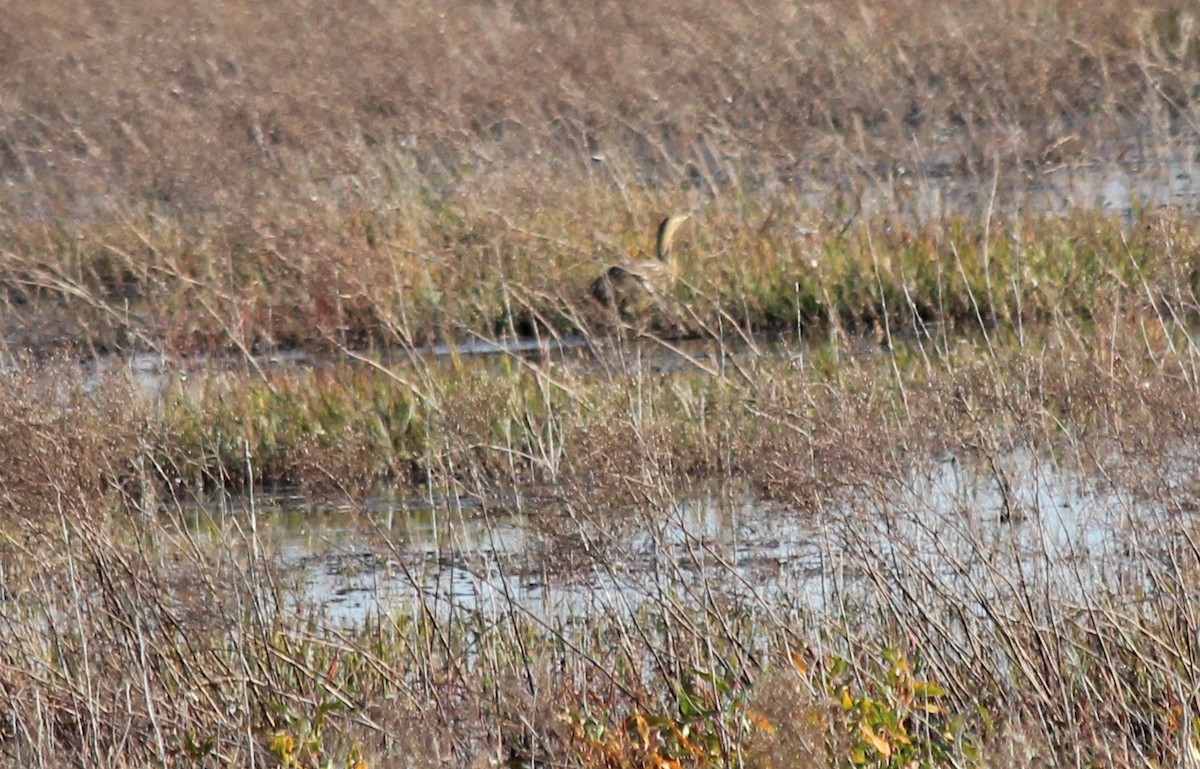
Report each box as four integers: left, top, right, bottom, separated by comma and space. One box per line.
183, 443, 1170, 627
61, 141, 1200, 396
842, 143, 1200, 224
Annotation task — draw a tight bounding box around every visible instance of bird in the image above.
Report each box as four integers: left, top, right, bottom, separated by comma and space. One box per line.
589, 213, 690, 320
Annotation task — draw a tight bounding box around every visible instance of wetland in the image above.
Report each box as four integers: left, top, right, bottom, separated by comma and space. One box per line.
5, 1, 1200, 767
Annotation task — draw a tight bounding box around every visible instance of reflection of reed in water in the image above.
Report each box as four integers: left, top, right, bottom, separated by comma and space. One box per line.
589, 214, 690, 319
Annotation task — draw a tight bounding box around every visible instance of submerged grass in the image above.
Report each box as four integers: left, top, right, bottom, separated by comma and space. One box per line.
6, 0, 1200, 766
4, 308, 1200, 766
152, 304, 1200, 502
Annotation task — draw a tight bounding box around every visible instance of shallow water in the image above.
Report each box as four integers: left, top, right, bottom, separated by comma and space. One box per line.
839, 138, 1200, 223
182, 442, 1172, 627
77, 143, 1200, 626
56, 136, 1200, 393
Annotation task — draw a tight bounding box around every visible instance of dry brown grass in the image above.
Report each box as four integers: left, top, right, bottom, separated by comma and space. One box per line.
0, 312, 1199, 766
2, 0, 1197, 217
5, 2, 1200, 766
2, 0, 1199, 354
1, 198, 1198, 356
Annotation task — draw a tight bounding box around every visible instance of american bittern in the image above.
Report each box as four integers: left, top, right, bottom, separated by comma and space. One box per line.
590, 213, 690, 319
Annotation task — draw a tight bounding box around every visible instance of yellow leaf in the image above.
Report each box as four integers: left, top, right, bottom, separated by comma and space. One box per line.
842, 688, 854, 711
859, 721, 891, 758
270, 731, 296, 758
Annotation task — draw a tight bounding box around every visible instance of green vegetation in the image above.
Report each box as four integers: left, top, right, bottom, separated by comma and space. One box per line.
3, 313, 1200, 767
1, 0, 1199, 354
4, 0, 1200, 766
3, 201, 1199, 354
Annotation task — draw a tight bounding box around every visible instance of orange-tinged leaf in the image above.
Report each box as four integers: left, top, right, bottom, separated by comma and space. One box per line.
790, 649, 809, 675
859, 721, 891, 758
633, 713, 652, 750
671, 723, 705, 756
747, 709, 777, 735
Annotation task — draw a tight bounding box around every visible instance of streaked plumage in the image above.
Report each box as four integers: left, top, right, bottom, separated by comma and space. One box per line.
590, 214, 689, 318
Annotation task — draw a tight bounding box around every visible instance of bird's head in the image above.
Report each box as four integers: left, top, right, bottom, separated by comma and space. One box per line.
655, 213, 690, 263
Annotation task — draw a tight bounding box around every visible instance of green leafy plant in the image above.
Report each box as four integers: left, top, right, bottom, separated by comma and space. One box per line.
825, 649, 978, 769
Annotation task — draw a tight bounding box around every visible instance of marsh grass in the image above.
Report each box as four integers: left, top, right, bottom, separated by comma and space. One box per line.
3, 198, 1199, 357
162, 365, 425, 491
2, 0, 1200, 354
150, 298, 1200, 502
3, 308, 1200, 766
6, 0, 1200, 765
2, 0, 1198, 216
